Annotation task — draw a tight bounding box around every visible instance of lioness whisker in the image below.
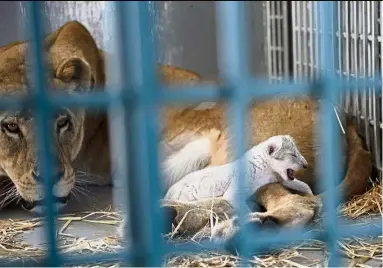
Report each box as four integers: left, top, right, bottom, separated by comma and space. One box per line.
0, 186, 16, 199
3, 193, 20, 208
70, 188, 81, 202
0, 187, 18, 208
75, 170, 105, 181
72, 184, 93, 198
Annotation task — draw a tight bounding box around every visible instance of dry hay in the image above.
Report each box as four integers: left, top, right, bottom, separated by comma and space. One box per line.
164, 240, 326, 267
0, 182, 381, 267
164, 237, 382, 268
340, 181, 382, 219
0, 210, 123, 263
0, 218, 43, 258
0, 211, 381, 267
338, 237, 383, 267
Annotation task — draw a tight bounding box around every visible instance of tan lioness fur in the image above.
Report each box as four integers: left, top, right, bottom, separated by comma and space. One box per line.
0, 21, 372, 231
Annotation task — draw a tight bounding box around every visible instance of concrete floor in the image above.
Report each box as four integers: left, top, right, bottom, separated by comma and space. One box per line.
0, 185, 381, 267
0, 185, 117, 248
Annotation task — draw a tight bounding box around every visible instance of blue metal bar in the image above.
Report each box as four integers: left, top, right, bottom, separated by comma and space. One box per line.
317, 1, 341, 267
25, 2, 60, 266
116, 1, 163, 266
215, 1, 253, 264
0, 75, 379, 111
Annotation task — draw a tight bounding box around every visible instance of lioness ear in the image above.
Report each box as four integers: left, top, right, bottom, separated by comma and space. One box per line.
56, 57, 93, 92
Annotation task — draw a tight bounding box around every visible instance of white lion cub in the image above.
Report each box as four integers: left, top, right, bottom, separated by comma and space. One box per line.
164, 135, 313, 213
117, 129, 222, 239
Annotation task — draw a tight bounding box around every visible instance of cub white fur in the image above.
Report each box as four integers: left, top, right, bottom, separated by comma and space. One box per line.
117, 132, 216, 239
164, 135, 312, 213
160, 134, 212, 191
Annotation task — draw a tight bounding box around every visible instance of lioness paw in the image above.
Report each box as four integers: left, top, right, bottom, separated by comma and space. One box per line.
117, 218, 126, 240
211, 218, 239, 242
201, 128, 222, 144
211, 213, 266, 242
312, 196, 323, 218
201, 128, 228, 166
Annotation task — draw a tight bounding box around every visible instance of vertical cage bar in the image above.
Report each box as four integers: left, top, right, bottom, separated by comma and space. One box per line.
216, 0, 251, 261
315, 1, 321, 80
332, 1, 338, 74
271, 2, 278, 82
309, 2, 315, 79
282, 1, 290, 80
266, 2, 273, 81
302, 1, 308, 80
276, 2, 282, 82
297, 2, 302, 81
368, 1, 375, 141
292, 1, 297, 81
345, 1, 351, 113
25, 1, 60, 266
318, 1, 340, 266
362, 2, 371, 151
102, 1, 130, 242
116, 1, 163, 266
352, 1, 361, 125
375, 1, 383, 171
337, 1, 343, 105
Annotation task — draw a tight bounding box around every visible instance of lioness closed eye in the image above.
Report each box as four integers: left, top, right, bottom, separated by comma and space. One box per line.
0, 51, 93, 213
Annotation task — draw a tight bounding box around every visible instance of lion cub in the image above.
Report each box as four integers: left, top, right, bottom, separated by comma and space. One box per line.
117, 128, 223, 239
164, 135, 313, 213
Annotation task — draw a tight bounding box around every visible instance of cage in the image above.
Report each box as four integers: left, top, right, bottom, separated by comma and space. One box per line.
0, 1, 380, 267
266, 1, 382, 178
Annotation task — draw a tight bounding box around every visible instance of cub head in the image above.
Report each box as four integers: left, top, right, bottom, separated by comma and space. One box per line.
0, 21, 103, 213
264, 135, 308, 181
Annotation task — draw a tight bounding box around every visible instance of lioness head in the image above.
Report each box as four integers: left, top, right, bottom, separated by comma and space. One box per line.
0, 21, 104, 213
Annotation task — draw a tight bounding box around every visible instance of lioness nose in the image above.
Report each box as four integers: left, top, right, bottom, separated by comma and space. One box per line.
32, 168, 64, 184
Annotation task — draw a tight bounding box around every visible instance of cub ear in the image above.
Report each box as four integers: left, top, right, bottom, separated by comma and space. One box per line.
267, 144, 276, 155
56, 57, 93, 92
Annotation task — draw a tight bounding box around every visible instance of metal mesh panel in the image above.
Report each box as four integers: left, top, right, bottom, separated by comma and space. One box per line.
289, 1, 382, 174
264, 1, 290, 83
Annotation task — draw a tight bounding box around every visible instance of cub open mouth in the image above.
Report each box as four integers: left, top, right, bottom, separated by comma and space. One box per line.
19, 195, 70, 211
287, 169, 295, 180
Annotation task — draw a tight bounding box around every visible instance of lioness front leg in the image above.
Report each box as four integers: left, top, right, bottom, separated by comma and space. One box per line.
210, 211, 277, 242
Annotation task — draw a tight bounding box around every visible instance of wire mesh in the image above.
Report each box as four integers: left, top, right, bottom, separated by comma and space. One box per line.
264, 1, 290, 83
287, 0, 382, 175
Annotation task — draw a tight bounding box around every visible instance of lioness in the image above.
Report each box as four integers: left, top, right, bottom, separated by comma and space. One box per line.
0, 21, 372, 234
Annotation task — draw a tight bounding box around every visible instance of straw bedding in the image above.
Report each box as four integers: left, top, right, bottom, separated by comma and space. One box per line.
0, 182, 381, 267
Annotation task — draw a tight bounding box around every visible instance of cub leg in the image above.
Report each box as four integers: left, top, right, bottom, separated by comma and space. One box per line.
281, 178, 314, 196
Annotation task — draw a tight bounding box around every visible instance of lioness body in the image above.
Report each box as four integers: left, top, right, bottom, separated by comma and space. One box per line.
0, 21, 372, 231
